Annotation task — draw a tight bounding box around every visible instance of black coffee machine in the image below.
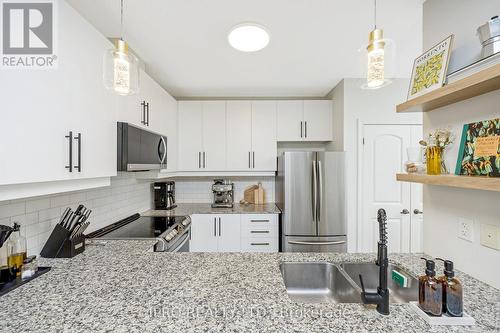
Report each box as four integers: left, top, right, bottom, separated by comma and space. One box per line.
154, 181, 177, 210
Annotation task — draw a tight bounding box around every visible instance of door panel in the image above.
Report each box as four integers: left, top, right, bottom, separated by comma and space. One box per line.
190, 215, 217, 252
303, 100, 332, 141
202, 101, 226, 170
218, 215, 241, 252
178, 101, 203, 171
316, 152, 346, 236
410, 125, 424, 253
276, 101, 303, 141
283, 152, 316, 236
251, 101, 277, 171
362, 125, 411, 252
226, 101, 252, 170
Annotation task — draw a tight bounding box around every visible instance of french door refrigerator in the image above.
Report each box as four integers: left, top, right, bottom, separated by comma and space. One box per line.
276, 151, 346, 252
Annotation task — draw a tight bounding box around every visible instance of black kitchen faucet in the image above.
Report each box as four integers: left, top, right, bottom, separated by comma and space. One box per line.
359, 208, 390, 315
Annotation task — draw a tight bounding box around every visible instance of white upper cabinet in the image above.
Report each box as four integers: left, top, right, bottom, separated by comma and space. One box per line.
251, 101, 277, 171
0, 1, 116, 189
226, 101, 252, 170
276, 100, 332, 141
277, 101, 304, 141
178, 101, 204, 171
178, 101, 226, 171
202, 101, 226, 171
303, 100, 332, 141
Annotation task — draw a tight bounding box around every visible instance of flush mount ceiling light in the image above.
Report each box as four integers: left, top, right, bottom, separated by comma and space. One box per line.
228, 23, 270, 52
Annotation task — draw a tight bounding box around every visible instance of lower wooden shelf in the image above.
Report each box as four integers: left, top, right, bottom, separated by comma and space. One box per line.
396, 173, 500, 192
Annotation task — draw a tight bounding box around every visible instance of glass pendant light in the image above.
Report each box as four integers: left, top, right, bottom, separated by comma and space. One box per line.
103, 0, 139, 95
361, 0, 393, 89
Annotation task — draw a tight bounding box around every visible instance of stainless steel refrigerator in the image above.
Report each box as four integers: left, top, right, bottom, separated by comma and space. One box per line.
276, 151, 346, 252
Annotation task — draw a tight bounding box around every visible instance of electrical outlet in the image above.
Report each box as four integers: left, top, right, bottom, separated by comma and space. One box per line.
458, 218, 474, 242
480, 224, 500, 250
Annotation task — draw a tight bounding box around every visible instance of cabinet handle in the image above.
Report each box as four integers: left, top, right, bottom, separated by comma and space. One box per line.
251, 230, 269, 234
218, 217, 221, 236
248, 152, 251, 168
140, 101, 146, 125
203, 152, 206, 168
251, 242, 269, 246
252, 151, 255, 169
305, 121, 307, 138
198, 152, 201, 169
74, 133, 81, 172
250, 219, 269, 223
146, 102, 150, 126
214, 218, 216, 236
300, 121, 303, 138
65, 131, 73, 172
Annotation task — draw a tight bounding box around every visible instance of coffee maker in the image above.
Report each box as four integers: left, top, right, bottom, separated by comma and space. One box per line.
212, 179, 234, 208
154, 181, 177, 210
0, 225, 14, 284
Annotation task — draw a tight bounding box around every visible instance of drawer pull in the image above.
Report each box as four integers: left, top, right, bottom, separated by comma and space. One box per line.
251, 230, 269, 234
251, 242, 270, 246
250, 219, 269, 223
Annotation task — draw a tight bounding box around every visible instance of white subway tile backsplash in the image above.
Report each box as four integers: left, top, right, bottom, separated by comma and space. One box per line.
0, 172, 153, 256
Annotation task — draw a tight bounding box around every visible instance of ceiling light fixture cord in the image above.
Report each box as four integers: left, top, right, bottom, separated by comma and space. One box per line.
120, 0, 124, 40
374, 0, 377, 29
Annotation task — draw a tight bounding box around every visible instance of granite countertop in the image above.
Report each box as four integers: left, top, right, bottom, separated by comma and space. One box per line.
142, 202, 281, 217
0, 240, 498, 333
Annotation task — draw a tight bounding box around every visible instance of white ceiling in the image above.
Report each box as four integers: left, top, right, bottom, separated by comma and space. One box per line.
67, 0, 423, 98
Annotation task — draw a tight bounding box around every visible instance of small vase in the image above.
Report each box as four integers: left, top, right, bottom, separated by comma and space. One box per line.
426, 146, 441, 175
440, 149, 449, 174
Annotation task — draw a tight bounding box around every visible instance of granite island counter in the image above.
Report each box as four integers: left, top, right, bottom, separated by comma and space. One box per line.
0, 240, 498, 333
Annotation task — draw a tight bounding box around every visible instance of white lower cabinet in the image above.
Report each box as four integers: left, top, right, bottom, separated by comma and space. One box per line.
190, 214, 278, 253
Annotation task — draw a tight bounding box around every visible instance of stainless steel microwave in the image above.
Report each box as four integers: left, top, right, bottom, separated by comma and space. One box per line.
117, 122, 167, 171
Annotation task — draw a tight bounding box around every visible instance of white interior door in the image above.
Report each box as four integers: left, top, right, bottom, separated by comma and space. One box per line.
361, 124, 414, 253
410, 126, 424, 253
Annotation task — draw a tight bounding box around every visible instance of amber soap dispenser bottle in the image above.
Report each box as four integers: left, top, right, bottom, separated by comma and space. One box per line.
419, 258, 442, 316
436, 258, 463, 317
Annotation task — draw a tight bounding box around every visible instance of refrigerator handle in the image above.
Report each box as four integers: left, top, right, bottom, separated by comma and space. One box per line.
317, 160, 322, 223
312, 159, 317, 223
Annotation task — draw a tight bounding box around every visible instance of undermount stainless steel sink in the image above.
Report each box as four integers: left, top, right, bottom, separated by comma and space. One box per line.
279, 262, 360, 303
340, 262, 418, 304
280, 262, 418, 304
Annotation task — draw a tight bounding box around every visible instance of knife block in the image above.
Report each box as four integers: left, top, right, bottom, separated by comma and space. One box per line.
40, 224, 85, 258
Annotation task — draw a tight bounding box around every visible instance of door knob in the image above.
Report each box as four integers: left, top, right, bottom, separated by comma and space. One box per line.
400, 209, 409, 214
413, 209, 423, 214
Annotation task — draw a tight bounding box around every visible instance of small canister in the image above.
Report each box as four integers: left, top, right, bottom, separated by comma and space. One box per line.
21, 255, 38, 280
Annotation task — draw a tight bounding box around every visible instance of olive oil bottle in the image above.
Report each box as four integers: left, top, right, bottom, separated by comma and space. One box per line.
7, 223, 27, 277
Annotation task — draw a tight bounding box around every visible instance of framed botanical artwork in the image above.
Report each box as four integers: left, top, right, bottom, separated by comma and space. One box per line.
407, 35, 454, 100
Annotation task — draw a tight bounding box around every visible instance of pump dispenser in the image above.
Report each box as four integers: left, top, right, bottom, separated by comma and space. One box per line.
436, 258, 463, 317
419, 258, 442, 316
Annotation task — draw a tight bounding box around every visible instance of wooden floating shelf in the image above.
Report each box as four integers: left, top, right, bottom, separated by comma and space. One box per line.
397, 63, 500, 113
396, 173, 500, 192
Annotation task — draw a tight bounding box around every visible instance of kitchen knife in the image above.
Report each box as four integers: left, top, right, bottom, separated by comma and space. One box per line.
62, 211, 74, 229
74, 204, 84, 216
59, 208, 71, 226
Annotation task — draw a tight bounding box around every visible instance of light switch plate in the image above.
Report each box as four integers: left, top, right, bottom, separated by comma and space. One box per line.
458, 218, 474, 242
480, 224, 500, 250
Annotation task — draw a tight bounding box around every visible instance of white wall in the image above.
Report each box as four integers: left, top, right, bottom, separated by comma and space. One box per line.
423, 0, 500, 73
328, 79, 423, 252
0, 173, 153, 255
423, 0, 500, 289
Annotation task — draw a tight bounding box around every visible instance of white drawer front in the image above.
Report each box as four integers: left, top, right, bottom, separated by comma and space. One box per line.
241, 237, 278, 252
241, 214, 278, 229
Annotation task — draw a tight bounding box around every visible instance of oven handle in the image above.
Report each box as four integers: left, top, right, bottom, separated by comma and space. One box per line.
171, 227, 190, 252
